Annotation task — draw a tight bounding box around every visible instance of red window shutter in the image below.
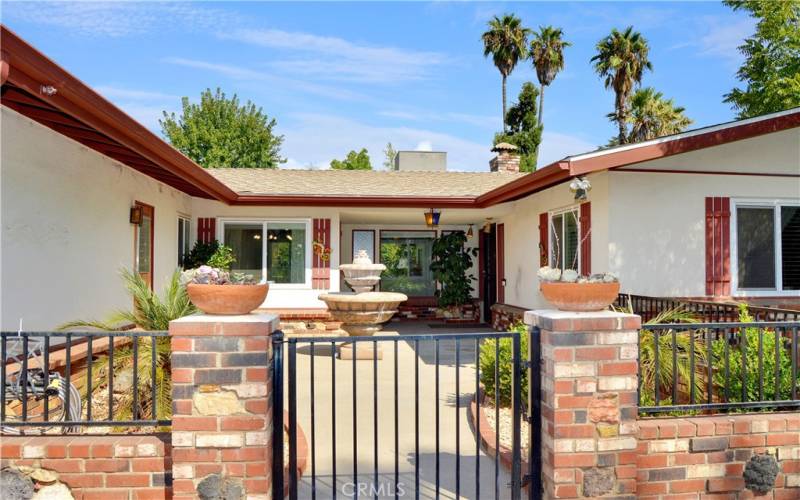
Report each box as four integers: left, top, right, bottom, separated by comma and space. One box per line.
705, 197, 731, 296
312, 218, 332, 290
497, 223, 505, 304
197, 218, 216, 244
539, 212, 549, 267
580, 202, 591, 276
478, 231, 485, 300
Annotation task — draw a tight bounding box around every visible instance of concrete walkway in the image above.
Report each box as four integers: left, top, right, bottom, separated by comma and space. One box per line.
285, 322, 515, 499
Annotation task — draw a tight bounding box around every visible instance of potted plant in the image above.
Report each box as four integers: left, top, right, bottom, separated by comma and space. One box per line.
537, 266, 620, 312
182, 265, 268, 315
430, 231, 479, 320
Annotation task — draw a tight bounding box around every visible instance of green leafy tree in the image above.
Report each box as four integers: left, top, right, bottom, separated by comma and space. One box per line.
430, 231, 478, 308
592, 27, 653, 144
608, 87, 693, 145
529, 26, 571, 127
723, 0, 800, 117
160, 88, 284, 168
330, 148, 372, 170
383, 142, 397, 170
482, 14, 532, 131
494, 82, 543, 171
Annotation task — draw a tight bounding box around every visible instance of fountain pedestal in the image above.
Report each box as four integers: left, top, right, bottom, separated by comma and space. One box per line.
318, 251, 407, 360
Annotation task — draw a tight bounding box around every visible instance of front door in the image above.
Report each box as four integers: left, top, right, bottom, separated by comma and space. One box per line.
481, 224, 497, 322
135, 202, 154, 289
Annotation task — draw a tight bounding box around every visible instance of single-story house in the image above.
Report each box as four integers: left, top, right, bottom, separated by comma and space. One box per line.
2, 26, 799, 331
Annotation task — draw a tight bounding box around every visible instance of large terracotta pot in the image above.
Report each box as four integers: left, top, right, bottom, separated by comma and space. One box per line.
540, 282, 620, 312
187, 283, 269, 315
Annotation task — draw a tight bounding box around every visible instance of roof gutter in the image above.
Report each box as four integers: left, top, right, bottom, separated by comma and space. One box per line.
233, 194, 478, 208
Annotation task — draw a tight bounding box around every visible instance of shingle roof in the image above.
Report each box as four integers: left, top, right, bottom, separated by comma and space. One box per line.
206, 168, 527, 197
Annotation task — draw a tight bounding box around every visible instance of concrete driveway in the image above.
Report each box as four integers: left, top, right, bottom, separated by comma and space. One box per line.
285, 322, 516, 499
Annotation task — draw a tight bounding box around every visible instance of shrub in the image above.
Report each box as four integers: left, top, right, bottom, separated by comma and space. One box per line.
207, 244, 236, 271
479, 320, 528, 406
711, 304, 796, 403
183, 240, 219, 269
430, 231, 478, 308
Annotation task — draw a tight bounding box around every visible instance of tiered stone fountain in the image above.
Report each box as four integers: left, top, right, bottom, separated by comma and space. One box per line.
318, 251, 407, 359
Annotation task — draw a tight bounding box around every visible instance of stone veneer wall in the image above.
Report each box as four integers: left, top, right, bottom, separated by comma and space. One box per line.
0, 435, 170, 499
491, 303, 526, 330
637, 414, 800, 499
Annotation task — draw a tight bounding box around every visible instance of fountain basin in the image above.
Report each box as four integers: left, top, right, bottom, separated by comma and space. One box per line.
318, 291, 407, 336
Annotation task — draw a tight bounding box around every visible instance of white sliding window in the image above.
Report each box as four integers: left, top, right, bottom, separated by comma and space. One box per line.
221, 220, 311, 287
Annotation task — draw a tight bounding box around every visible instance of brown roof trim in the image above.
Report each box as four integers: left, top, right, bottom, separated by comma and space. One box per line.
1, 25, 238, 202
476, 163, 572, 207
234, 194, 478, 208
568, 110, 800, 176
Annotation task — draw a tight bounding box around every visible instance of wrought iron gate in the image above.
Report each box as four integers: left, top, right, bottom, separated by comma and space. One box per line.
272, 330, 537, 499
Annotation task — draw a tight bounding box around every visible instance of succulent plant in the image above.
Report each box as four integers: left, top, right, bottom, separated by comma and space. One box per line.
537, 266, 562, 282
181, 265, 258, 286
538, 267, 619, 284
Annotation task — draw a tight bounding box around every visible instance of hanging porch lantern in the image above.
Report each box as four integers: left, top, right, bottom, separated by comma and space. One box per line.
424, 208, 441, 228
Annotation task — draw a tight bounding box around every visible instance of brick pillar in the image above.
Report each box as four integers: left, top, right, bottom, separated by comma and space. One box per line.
169, 313, 279, 499
525, 310, 641, 499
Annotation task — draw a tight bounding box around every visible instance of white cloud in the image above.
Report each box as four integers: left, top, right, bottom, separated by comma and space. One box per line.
280, 113, 494, 171
92, 85, 177, 102
695, 17, 754, 64
538, 131, 597, 166
221, 28, 447, 83
4, 2, 241, 37
379, 109, 499, 129
162, 57, 365, 102
280, 113, 595, 172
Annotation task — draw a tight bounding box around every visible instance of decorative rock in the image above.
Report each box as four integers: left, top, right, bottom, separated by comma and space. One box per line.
596, 423, 619, 438
587, 393, 620, 424
1, 468, 35, 500
114, 369, 134, 393
582, 467, 615, 497
743, 453, 779, 494
32, 482, 73, 500
193, 390, 245, 416
29, 468, 59, 484
196, 473, 244, 500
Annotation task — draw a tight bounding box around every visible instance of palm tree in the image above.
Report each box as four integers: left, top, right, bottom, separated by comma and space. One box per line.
529, 26, 571, 127
591, 26, 653, 144
626, 87, 692, 142
482, 14, 532, 131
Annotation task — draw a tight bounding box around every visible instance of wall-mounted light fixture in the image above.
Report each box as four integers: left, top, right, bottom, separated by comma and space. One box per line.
129, 206, 142, 225
569, 177, 591, 201
466, 225, 474, 238
424, 208, 441, 228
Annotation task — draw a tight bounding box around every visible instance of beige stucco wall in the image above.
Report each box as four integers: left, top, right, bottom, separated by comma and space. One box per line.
1, 107, 192, 330
497, 171, 610, 309
190, 199, 341, 309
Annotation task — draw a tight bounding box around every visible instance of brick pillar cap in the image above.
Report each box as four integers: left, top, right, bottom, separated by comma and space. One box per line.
524, 309, 641, 331
169, 312, 280, 336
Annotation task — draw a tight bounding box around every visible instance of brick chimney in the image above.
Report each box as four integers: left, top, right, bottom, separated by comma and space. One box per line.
489, 142, 520, 173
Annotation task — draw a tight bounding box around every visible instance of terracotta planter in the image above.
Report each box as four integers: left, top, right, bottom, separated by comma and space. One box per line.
540, 281, 620, 312
186, 283, 269, 315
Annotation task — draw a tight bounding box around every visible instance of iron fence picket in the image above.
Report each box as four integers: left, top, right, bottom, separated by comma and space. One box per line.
274, 330, 523, 499
637, 322, 800, 414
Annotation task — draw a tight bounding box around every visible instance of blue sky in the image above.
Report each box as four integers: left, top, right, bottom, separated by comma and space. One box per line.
3, 1, 755, 171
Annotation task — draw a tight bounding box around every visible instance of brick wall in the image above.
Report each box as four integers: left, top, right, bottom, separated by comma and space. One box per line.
637, 414, 800, 499
491, 303, 526, 330
0, 434, 170, 499
169, 313, 278, 499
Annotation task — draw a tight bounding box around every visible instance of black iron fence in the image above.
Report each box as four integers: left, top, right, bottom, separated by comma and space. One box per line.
1, 331, 171, 433
638, 322, 800, 415
617, 293, 800, 323
272, 330, 527, 500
